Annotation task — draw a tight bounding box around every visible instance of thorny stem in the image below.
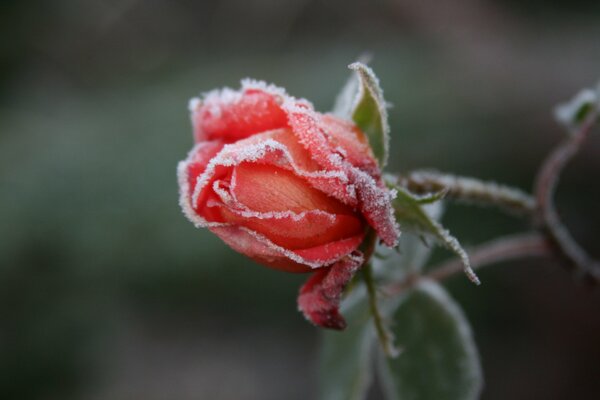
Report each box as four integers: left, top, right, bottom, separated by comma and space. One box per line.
400, 170, 536, 216
534, 109, 600, 283
388, 107, 599, 291
386, 233, 553, 295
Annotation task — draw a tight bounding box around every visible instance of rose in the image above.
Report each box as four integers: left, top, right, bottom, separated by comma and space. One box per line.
178, 79, 399, 329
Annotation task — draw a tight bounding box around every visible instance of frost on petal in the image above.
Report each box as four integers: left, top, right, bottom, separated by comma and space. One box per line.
210, 225, 363, 273
297, 252, 364, 330
321, 114, 379, 177
191, 85, 288, 143
218, 165, 365, 250
178, 136, 367, 271
350, 169, 400, 247
283, 99, 400, 247
177, 141, 226, 228
220, 207, 363, 250
284, 100, 343, 170
187, 132, 357, 219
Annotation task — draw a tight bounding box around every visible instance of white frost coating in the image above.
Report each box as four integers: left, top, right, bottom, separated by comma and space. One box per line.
415, 280, 484, 400
177, 143, 213, 229
350, 168, 400, 247
409, 170, 535, 212
554, 87, 598, 129
188, 97, 201, 113
190, 78, 291, 126
439, 226, 480, 285
240, 78, 290, 101
237, 226, 332, 268
414, 201, 479, 285
202, 87, 244, 108
348, 62, 391, 168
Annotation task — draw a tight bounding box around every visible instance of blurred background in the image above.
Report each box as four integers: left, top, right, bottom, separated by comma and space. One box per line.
1, 0, 599, 399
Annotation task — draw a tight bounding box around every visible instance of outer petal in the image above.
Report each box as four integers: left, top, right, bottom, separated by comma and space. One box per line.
178, 136, 366, 270
181, 130, 352, 227
190, 81, 288, 143
218, 206, 364, 250
297, 252, 364, 329
283, 99, 400, 247
321, 114, 380, 177
210, 225, 364, 272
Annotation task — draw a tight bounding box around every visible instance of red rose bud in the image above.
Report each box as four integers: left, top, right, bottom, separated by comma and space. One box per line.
178, 79, 399, 329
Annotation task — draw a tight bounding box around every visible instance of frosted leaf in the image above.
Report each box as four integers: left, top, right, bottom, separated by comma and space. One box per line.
348, 62, 391, 168
391, 185, 480, 285
332, 71, 359, 119
378, 280, 483, 400
318, 285, 376, 400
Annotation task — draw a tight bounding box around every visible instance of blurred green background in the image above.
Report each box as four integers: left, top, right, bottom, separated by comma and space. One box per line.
1, 0, 599, 399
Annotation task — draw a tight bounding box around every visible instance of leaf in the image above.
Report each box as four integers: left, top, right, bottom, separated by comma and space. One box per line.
332, 69, 359, 119
373, 200, 444, 280
344, 62, 390, 168
554, 86, 599, 132
378, 280, 483, 400
373, 233, 432, 282
318, 286, 376, 400
391, 185, 480, 285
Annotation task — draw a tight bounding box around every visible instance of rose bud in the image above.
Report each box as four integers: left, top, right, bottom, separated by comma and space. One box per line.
178, 79, 399, 329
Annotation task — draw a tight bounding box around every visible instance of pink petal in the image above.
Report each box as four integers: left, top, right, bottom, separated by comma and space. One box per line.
231, 162, 354, 214
283, 100, 400, 247
297, 252, 364, 329
191, 88, 287, 143
209, 225, 363, 272
321, 114, 379, 177
218, 206, 364, 251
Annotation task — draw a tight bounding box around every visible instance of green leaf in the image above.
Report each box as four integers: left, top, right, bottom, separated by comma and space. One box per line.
346, 62, 390, 168
318, 286, 376, 400
373, 232, 433, 281
391, 185, 480, 285
378, 280, 483, 400
373, 200, 444, 280
332, 69, 359, 119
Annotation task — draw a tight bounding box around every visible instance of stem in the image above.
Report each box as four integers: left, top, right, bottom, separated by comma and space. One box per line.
533, 109, 600, 283
400, 170, 536, 216
386, 232, 553, 295
362, 263, 398, 358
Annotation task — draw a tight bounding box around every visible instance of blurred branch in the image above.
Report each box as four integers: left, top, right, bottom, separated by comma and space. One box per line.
400, 170, 536, 216
389, 108, 600, 288
386, 233, 552, 295
534, 109, 600, 283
